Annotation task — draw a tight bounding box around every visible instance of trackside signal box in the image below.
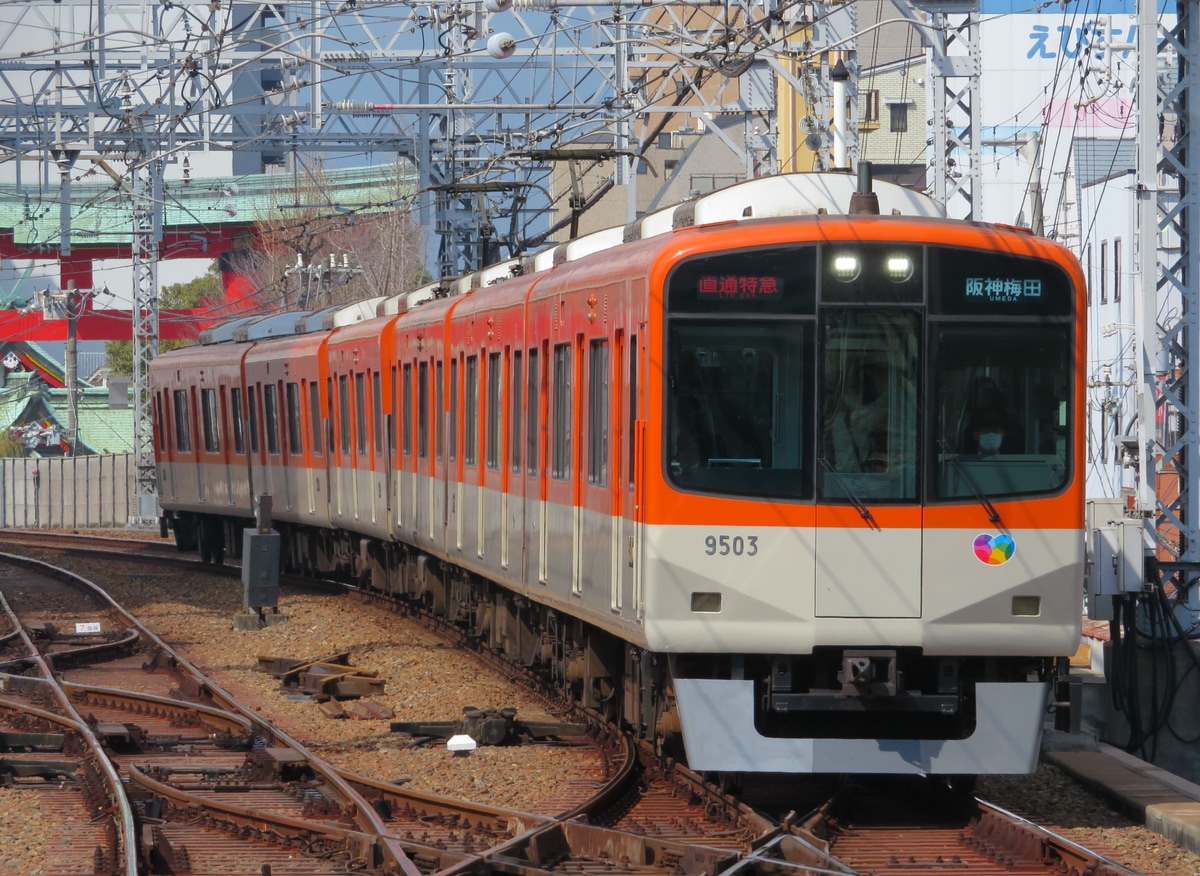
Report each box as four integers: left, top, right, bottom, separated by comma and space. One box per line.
242, 493, 281, 614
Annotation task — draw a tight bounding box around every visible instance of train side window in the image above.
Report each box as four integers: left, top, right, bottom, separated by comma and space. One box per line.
588, 339, 608, 486
201, 388, 220, 453
263, 383, 281, 456
231, 388, 245, 455
552, 342, 571, 480
172, 390, 192, 453
486, 351, 501, 470
511, 351, 523, 473
308, 382, 321, 456
402, 364, 412, 456
373, 371, 383, 457
465, 355, 479, 466
526, 348, 539, 475
628, 334, 637, 490
286, 382, 303, 455
355, 372, 367, 456
418, 361, 430, 459
248, 387, 260, 453
436, 361, 444, 461
449, 358, 458, 462
338, 374, 350, 455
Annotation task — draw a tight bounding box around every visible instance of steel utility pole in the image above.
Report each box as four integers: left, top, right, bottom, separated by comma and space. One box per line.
1148, 0, 1200, 604
130, 158, 162, 525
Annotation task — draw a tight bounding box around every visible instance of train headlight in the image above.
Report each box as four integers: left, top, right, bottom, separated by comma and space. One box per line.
830, 254, 860, 282
884, 254, 915, 282
1011, 596, 1041, 616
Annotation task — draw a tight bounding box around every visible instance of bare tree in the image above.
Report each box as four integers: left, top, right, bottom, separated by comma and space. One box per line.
237, 158, 429, 311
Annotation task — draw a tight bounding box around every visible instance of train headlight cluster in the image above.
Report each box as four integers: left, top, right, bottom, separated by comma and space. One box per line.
830, 254, 860, 282
885, 255, 915, 282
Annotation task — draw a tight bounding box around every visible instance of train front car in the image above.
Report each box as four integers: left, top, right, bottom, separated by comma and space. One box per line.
645, 213, 1085, 776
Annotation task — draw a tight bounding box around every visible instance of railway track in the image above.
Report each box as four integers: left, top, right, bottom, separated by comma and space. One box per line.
0, 533, 1162, 876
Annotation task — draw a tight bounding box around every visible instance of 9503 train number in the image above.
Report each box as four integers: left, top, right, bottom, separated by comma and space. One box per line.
703, 535, 759, 556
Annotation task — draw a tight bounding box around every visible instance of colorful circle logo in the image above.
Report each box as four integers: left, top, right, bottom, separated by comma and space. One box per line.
974, 533, 1015, 565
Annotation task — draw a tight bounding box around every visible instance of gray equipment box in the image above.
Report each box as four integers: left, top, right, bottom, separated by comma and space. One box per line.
242, 528, 281, 610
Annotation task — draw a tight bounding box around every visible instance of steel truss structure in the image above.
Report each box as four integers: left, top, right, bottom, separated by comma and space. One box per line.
1146, 0, 1200, 596
0, 0, 860, 522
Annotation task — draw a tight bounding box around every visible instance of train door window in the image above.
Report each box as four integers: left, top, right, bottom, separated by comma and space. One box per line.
338, 374, 350, 455
286, 382, 303, 455
628, 334, 637, 490
263, 383, 281, 456
486, 351, 501, 469
172, 390, 191, 452
402, 364, 412, 456
355, 372, 367, 456
248, 387, 260, 453
373, 372, 383, 457
231, 388, 245, 454
449, 358, 458, 462
390, 366, 398, 457
418, 361, 430, 459
511, 351, 523, 473
436, 361, 444, 461
154, 393, 166, 452
526, 348, 538, 474
588, 339, 608, 486
465, 355, 479, 466
819, 310, 919, 502
552, 342, 571, 480
201, 388, 220, 453
308, 382, 322, 456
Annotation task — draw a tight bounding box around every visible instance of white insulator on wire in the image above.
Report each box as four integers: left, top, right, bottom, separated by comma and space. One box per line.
486, 33, 517, 58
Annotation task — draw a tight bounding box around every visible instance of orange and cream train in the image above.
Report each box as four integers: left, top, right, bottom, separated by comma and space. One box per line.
152, 172, 1086, 776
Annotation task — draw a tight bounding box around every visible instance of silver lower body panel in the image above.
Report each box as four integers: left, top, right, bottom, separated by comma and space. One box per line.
672, 678, 1048, 774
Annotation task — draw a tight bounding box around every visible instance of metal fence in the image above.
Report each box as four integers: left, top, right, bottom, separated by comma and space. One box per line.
0, 453, 143, 530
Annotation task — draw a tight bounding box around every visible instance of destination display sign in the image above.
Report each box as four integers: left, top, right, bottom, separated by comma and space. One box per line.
696, 274, 783, 301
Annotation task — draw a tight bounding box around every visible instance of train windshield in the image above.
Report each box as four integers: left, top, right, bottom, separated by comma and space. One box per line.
668, 322, 816, 499
933, 326, 1071, 498
665, 240, 1075, 504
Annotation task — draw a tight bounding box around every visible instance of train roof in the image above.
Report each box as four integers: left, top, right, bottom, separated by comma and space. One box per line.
193, 172, 946, 345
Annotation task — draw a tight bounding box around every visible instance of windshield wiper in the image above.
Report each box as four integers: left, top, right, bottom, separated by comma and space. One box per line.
819, 457, 880, 530
938, 439, 1002, 525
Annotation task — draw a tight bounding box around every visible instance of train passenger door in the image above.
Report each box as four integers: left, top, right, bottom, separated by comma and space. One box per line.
614, 330, 641, 615
815, 308, 922, 618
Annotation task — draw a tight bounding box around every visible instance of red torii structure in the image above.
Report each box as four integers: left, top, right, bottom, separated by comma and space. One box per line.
0, 221, 260, 343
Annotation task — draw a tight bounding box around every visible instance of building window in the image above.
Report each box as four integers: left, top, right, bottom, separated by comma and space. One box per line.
1086, 243, 1093, 307
863, 89, 881, 123
1100, 241, 1108, 304
1113, 237, 1122, 303
889, 102, 909, 133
